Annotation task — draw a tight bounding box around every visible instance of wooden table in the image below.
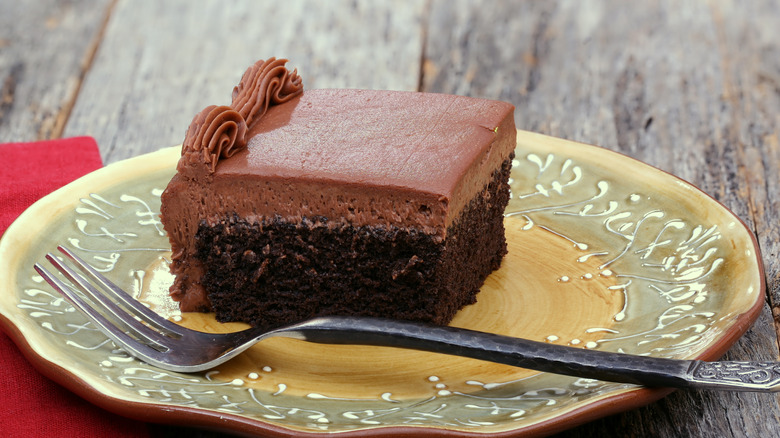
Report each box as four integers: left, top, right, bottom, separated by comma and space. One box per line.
3, 1, 779, 436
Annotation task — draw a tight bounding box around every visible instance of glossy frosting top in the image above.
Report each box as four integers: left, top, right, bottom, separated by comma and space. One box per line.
217, 89, 515, 206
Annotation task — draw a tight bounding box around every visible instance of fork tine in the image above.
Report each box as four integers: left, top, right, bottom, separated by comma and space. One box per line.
56, 246, 184, 336
34, 262, 168, 361
42, 253, 174, 348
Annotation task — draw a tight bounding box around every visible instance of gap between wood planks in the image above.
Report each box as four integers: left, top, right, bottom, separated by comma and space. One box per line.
416, 0, 432, 92
47, 0, 118, 140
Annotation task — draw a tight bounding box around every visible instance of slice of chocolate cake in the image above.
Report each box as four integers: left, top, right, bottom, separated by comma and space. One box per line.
160, 58, 516, 330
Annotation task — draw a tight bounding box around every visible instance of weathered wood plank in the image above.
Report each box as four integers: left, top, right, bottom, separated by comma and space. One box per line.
709, 0, 780, 343
423, 0, 780, 437
0, 0, 112, 142
62, 0, 425, 163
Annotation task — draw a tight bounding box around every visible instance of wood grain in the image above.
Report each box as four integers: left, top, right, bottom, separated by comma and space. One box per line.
0, 0, 113, 142
710, 0, 780, 344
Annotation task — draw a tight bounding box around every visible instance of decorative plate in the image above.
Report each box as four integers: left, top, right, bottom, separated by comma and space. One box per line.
0, 130, 764, 437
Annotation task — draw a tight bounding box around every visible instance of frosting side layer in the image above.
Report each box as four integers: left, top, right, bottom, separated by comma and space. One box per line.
164, 175, 449, 237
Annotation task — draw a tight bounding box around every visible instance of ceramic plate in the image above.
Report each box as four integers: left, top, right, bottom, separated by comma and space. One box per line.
0, 130, 764, 437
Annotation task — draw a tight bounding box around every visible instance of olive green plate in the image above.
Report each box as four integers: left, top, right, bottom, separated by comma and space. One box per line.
0, 130, 764, 437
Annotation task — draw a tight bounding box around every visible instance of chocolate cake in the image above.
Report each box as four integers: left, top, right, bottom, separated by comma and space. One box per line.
160, 58, 516, 330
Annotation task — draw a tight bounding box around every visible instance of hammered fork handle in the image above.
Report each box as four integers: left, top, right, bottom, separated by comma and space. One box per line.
284, 317, 780, 392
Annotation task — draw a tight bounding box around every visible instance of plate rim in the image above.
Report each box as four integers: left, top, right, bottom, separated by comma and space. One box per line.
0, 131, 766, 437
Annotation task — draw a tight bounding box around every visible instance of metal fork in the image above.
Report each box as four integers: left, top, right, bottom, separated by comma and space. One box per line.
34, 245, 780, 392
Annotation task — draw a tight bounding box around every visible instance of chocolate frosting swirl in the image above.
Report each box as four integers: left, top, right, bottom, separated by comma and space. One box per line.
179, 58, 303, 175
179, 105, 246, 174
232, 58, 303, 127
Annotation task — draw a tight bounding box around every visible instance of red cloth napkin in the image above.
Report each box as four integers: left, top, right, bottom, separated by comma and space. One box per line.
0, 138, 150, 437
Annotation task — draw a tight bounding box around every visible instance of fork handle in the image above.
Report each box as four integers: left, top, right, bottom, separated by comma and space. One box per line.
287, 316, 780, 392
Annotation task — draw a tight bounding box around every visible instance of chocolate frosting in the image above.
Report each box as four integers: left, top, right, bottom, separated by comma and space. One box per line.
179, 105, 246, 174
178, 58, 303, 175
231, 58, 303, 127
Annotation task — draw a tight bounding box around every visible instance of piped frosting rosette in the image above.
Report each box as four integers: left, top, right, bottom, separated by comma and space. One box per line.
178, 58, 303, 175
179, 106, 246, 173
232, 58, 303, 127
